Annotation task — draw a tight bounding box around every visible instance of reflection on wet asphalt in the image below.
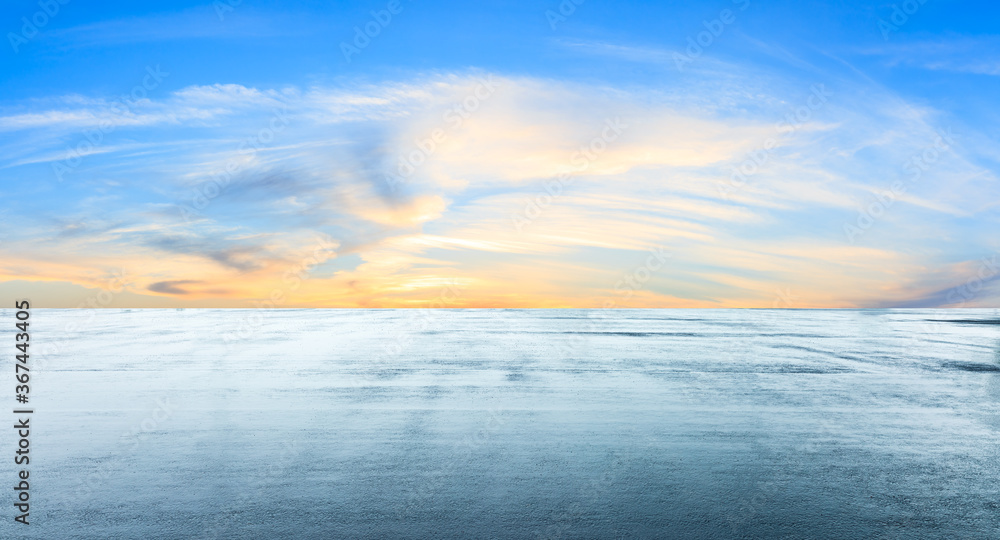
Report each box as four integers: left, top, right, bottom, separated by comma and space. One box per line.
7, 308, 1000, 539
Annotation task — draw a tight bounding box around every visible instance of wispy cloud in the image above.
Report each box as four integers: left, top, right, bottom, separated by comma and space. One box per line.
1, 63, 998, 307
148, 279, 201, 295
42, 7, 297, 48
856, 36, 1000, 76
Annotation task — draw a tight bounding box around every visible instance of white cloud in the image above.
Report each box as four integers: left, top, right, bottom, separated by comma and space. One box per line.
2, 68, 998, 307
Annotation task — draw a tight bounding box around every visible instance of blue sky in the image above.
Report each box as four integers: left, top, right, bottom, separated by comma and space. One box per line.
1, 0, 999, 307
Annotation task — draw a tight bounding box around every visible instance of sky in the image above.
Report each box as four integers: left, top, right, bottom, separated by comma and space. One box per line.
0, 0, 999, 308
